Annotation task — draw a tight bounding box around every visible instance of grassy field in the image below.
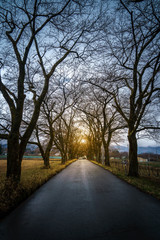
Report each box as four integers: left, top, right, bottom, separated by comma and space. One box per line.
140, 161, 160, 168
110, 158, 160, 168
0, 159, 77, 219
91, 161, 160, 201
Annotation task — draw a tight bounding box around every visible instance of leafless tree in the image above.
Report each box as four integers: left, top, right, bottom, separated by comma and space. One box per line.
90, 0, 160, 176
53, 109, 77, 164
29, 77, 79, 167
0, 0, 102, 183
76, 83, 124, 164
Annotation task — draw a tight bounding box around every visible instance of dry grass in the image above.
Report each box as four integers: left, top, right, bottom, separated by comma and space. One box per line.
0, 160, 7, 175
0, 159, 77, 218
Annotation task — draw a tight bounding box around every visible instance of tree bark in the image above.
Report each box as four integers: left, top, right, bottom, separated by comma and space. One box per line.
128, 131, 139, 177
96, 144, 102, 163
104, 145, 110, 166
7, 134, 21, 183
43, 154, 50, 168
43, 138, 53, 168
103, 132, 112, 167
61, 152, 67, 164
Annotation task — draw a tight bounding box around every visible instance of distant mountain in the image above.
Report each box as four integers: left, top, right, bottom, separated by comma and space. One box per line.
1, 143, 7, 149
111, 145, 160, 154
26, 144, 38, 150
111, 145, 128, 152
1, 141, 160, 154
137, 146, 160, 154
0, 143, 37, 150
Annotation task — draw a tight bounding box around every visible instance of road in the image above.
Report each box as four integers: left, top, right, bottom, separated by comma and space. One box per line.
0, 160, 160, 240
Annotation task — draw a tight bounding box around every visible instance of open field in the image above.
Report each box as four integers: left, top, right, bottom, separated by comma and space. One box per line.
0, 155, 62, 160
140, 161, 160, 168
0, 159, 62, 176
0, 159, 77, 218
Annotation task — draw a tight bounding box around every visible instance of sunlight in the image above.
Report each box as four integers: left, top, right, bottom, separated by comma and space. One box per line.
81, 139, 86, 144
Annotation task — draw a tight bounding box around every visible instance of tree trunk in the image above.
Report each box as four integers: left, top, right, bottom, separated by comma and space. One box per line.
7, 134, 22, 183
43, 154, 50, 168
43, 137, 53, 168
102, 132, 112, 167
96, 144, 102, 163
104, 145, 110, 166
128, 132, 139, 177
61, 152, 67, 164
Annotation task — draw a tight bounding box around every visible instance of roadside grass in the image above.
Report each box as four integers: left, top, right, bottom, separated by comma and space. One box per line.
0, 159, 77, 218
140, 161, 160, 168
91, 160, 160, 201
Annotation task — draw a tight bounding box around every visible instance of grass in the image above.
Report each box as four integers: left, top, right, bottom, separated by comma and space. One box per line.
0, 159, 77, 219
140, 161, 160, 168
91, 160, 160, 201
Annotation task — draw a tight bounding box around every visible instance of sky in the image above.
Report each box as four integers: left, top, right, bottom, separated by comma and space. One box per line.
0, 0, 160, 150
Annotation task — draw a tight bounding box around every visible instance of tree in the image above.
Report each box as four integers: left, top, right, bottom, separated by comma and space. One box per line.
53, 109, 76, 164
85, 133, 95, 160
91, 0, 160, 176
92, 89, 124, 166
67, 128, 83, 160
30, 93, 66, 168
29, 78, 78, 167
80, 109, 102, 163
0, 0, 101, 183
76, 83, 124, 165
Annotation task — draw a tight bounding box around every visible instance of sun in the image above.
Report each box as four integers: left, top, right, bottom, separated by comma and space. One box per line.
81, 139, 86, 143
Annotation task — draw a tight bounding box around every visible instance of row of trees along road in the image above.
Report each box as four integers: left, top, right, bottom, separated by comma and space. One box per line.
76, 84, 125, 166
27, 77, 86, 167
0, 0, 160, 183
0, 0, 104, 183
87, 0, 160, 176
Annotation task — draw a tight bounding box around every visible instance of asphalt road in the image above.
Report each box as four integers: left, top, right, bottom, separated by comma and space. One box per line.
0, 160, 160, 240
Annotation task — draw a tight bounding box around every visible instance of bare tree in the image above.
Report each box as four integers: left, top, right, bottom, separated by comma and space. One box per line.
90, 0, 160, 176
97, 95, 124, 167
85, 132, 95, 160
29, 78, 79, 167
53, 109, 76, 164
76, 82, 124, 165
29, 90, 66, 167
0, 0, 101, 183
67, 127, 83, 160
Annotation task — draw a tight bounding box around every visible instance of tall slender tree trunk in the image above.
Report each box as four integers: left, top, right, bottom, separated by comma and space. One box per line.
128, 131, 139, 177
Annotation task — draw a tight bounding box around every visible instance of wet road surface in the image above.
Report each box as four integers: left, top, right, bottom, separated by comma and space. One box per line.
0, 160, 160, 240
